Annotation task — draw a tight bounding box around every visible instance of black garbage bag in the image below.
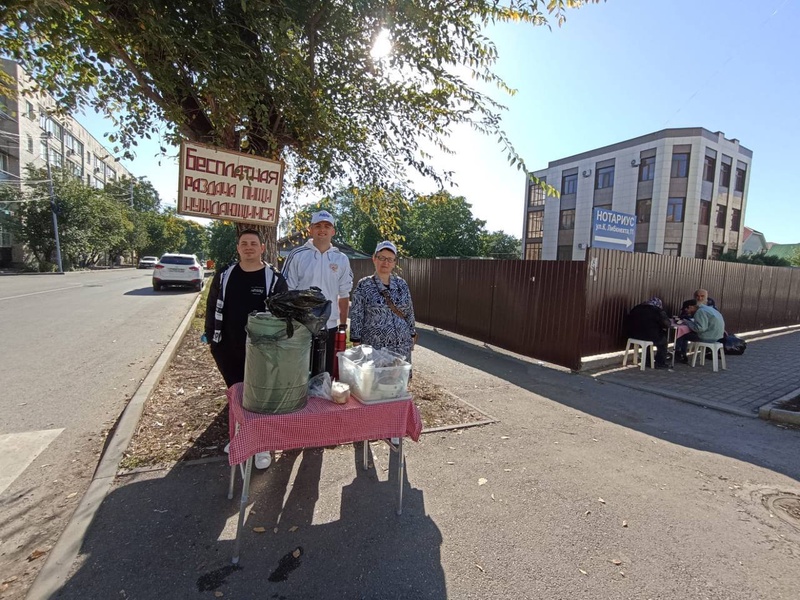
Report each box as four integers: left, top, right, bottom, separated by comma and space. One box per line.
723, 334, 747, 355
265, 287, 331, 338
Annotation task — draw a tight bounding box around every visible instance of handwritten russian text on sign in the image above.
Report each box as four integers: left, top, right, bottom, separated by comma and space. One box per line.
177, 141, 283, 227
591, 208, 636, 252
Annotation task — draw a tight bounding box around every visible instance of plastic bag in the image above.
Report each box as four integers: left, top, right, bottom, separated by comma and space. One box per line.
308, 372, 333, 400
266, 287, 331, 338
723, 334, 747, 355
342, 345, 405, 368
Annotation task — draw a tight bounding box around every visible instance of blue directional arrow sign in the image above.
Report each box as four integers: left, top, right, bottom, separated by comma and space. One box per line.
591, 208, 636, 252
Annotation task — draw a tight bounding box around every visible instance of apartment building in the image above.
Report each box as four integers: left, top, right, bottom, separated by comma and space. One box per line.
523, 128, 752, 261
0, 58, 134, 266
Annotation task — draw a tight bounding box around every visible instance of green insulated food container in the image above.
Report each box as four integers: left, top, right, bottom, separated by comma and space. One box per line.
242, 312, 310, 414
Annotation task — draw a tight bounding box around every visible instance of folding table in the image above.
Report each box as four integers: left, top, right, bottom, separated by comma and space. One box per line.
225, 382, 422, 564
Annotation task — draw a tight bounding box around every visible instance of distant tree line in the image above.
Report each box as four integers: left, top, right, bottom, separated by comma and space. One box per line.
718, 250, 798, 268
0, 167, 209, 271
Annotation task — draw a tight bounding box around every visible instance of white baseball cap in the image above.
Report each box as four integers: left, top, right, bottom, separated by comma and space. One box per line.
374, 240, 397, 255
310, 210, 335, 225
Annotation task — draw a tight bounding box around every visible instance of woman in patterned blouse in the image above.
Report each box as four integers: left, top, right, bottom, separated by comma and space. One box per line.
349, 241, 417, 362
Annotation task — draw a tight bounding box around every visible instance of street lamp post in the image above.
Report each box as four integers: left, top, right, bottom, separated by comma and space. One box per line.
42, 133, 64, 273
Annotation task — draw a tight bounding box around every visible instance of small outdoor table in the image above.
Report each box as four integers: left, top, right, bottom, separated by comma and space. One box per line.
669, 319, 692, 367
225, 382, 422, 564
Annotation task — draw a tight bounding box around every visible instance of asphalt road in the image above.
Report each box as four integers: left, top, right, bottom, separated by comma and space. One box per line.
0, 269, 200, 598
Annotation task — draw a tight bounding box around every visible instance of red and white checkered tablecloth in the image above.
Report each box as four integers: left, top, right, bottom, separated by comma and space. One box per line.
226, 383, 422, 465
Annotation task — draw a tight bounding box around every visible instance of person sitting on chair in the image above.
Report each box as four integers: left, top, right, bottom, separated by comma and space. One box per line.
675, 299, 726, 363
624, 297, 671, 369
680, 288, 717, 318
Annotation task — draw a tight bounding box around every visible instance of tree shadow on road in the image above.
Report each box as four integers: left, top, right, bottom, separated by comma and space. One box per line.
417, 329, 800, 484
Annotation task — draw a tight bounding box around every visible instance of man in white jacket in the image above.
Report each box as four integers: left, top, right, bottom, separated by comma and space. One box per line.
282, 210, 353, 375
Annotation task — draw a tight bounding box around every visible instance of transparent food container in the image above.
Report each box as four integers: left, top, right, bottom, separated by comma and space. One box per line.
337, 350, 411, 404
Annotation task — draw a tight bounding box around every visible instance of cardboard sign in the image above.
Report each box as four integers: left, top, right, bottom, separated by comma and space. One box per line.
177, 141, 283, 226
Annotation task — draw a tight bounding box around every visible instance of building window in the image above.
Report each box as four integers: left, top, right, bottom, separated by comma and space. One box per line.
663, 242, 681, 256
65, 134, 84, 159
51, 150, 63, 169
529, 179, 546, 206
561, 173, 577, 195
26, 101, 35, 119
711, 244, 723, 259
40, 141, 48, 160
68, 160, 83, 179
595, 165, 614, 189
0, 152, 9, 177
703, 155, 716, 183
735, 167, 746, 192
559, 209, 575, 230
0, 224, 12, 248
633, 243, 648, 253
720, 162, 731, 188
527, 211, 544, 237
666, 197, 685, 222
730, 208, 741, 231
557, 245, 572, 260
715, 205, 727, 228
525, 242, 542, 261
670, 152, 690, 178
699, 200, 711, 226
639, 156, 655, 181
695, 244, 707, 259
27, 135, 34, 153
636, 199, 651, 224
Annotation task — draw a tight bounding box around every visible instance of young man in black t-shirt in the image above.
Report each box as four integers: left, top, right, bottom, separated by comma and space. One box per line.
205, 230, 288, 387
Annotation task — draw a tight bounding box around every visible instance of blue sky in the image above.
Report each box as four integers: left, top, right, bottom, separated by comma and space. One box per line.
79, 0, 800, 243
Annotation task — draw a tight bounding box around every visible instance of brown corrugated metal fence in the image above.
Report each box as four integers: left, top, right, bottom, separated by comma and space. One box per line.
348, 250, 800, 370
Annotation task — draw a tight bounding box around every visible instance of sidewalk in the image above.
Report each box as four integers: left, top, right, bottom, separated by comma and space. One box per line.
30, 327, 800, 600
591, 330, 800, 418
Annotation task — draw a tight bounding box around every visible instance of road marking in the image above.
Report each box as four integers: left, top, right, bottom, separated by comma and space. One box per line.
0, 284, 84, 302
0, 429, 64, 495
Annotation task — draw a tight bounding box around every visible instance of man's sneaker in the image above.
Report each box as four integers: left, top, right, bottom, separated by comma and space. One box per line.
255, 451, 272, 470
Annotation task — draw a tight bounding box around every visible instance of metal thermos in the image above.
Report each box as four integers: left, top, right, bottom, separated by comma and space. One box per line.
332, 325, 347, 379
310, 329, 328, 377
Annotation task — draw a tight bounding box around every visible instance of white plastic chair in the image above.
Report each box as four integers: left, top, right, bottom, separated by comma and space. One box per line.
623, 338, 656, 371
688, 341, 726, 372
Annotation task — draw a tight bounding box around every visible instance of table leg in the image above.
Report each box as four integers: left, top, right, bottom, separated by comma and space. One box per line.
362, 440, 368, 471
231, 455, 254, 565
227, 464, 236, 500
670, 326, 677, 368
396, 438, 404, 516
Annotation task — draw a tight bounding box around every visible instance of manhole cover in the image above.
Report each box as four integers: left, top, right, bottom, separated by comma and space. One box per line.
762, 492, 800, 530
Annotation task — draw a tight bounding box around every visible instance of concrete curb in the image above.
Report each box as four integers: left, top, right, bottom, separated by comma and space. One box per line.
758, 388, 800, 426
26, 293, 203, 600
0, 271, 66, 276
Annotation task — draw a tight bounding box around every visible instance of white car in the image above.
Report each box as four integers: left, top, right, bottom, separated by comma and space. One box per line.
152, 254, 204, 292
138, 256, 158, 269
